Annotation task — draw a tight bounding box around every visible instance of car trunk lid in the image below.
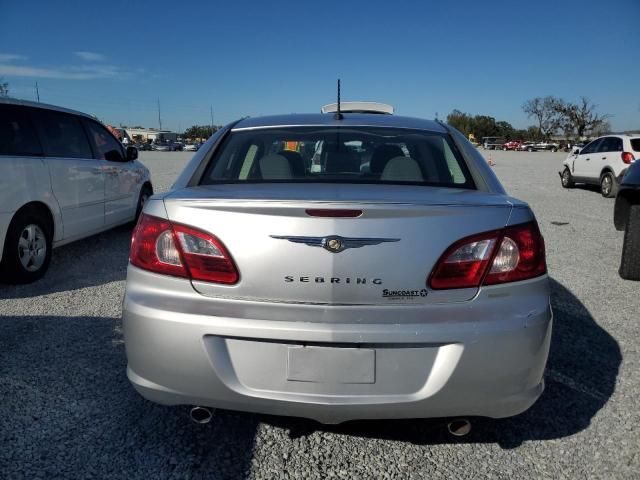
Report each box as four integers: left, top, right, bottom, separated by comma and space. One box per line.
163, 184, 513, 305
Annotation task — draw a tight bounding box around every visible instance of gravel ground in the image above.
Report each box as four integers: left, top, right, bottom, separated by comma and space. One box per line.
1, 150, 638, 479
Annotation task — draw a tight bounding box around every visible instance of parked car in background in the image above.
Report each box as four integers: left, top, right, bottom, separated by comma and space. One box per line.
614, 160, 640, 280
0, 98, 153, 283
135, 142, 152, 151
564, 141, 586, 153
518, 141, 538, 152
123, 103, 551, 425
184, 143, 201, 152
502, 140, 523, 151
533, 142, 559, 152
561, 134, 639, 197
152, 141, 175, 151
481, 137, 505, 150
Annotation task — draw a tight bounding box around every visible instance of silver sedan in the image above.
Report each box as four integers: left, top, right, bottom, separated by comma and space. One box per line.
123, 105, 551, 425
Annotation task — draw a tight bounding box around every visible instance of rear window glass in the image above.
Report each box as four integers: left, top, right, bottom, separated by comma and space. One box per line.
31, 109, 93, 159
0, 105, 42, 156
631, 139, 640, 152
200, 127, 475, 189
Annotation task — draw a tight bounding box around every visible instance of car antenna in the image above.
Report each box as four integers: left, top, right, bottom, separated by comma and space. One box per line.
334, 79, 343, 120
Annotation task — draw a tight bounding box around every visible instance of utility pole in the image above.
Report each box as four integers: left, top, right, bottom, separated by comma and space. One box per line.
157, 98, 162, 131
35, 82, 40, 102
210, 105, 214, 136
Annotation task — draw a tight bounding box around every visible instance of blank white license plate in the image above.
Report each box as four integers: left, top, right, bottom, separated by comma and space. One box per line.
287, 346, 375, 384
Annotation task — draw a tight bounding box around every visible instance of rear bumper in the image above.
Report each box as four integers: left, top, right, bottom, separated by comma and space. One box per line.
123, 266, 552, 424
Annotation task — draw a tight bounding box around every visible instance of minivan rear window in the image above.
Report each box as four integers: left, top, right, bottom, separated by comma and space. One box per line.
0, 105, 43, 156
200, 127, 475, 189
631, 139, 640, 152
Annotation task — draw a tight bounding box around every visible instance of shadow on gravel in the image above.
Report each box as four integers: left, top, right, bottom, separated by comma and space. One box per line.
258, 278, 622, 449
0, 314, 259, 480
0, 224, 132, 300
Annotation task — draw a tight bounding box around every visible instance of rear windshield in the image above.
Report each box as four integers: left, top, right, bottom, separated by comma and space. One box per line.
631, 139, 640, 152
200, 127, 474, 189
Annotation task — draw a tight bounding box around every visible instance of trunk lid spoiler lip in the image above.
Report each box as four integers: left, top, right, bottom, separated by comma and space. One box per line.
163, 185, 522, 209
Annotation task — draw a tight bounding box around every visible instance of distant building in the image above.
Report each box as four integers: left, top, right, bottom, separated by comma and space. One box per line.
124, 127, 178, 143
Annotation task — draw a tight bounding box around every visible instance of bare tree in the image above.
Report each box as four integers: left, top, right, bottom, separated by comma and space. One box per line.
522, 96, 562, 139
556, 97, 610, 140
0, 77, 8, 97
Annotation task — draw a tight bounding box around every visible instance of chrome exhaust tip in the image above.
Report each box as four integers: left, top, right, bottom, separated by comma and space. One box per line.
190, 406, 214, 424
447, 418, 471, 437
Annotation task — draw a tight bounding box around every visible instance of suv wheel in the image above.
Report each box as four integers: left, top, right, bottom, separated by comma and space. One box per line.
527, 147, 534, 152
0, 209, 52, 284
620, 204, 640, 280
600, 172, 618, 198
561, 168, 574, 188
551, 147, 558, 152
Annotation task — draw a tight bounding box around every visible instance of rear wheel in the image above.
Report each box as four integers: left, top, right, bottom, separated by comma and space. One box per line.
0, 209, 52, 284
527, 147, 534, 152
135, 184, 153, 222
561, 168, 574, 188
620, 204, 640, 280
600, 172, 618, 198
551, 147, 558, 152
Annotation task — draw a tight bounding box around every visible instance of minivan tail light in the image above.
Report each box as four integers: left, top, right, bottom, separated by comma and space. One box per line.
622, 152, 635, 164
130, 214, 238, 284
428, 221, 546, 289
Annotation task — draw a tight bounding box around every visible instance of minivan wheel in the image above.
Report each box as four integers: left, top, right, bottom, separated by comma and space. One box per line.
620, 204, 640, 280
561, 168, 574, 188
0, 209, 52, 284
135, 184, 153, 222
600, 172, 618, 198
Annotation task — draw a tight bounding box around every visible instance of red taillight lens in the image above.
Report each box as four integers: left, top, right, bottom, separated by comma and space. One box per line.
428, 221, 546, 290
484, 222, 546, 285
130, 214, 238, 284
622, 152, 635, 164
428, 230, 501, 289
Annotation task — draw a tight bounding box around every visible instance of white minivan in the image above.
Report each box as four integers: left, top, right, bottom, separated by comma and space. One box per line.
561, 135, 640, 197
0, 98, 152, 283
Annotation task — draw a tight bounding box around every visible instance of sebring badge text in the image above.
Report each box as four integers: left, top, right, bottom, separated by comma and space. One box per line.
284, 276, 382, 285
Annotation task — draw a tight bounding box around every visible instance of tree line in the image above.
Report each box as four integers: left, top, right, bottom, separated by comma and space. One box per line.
182, 124, 220, 139
447, 96, 610, 143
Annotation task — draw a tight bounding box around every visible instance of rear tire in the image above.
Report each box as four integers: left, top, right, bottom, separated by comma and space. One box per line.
135, 184, 153, 222
620, 204, 640, 280
600, 172, 618, 198
561, 168, 574, 188
527, 147, 534, 152
0, 209, 52, 284
551, 147, 558, 152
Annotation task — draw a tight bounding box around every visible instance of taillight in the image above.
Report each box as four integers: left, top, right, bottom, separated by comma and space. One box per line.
428, 221, 546, 289
622, 152, 635, 164
130, 214, 238, 284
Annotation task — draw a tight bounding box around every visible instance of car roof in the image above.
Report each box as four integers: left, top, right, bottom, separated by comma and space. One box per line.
0, 96, 95, 120
232, 113, 447, 133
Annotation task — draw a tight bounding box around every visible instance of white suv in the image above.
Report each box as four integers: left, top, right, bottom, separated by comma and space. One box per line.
561, 135, 640, 197
0, 98, 152, 283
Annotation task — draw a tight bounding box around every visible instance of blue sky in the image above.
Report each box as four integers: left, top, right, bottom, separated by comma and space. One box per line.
1, 0, 639, 132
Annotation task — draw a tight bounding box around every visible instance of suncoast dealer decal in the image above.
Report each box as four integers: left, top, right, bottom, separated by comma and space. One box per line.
382, 288, 428, 299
